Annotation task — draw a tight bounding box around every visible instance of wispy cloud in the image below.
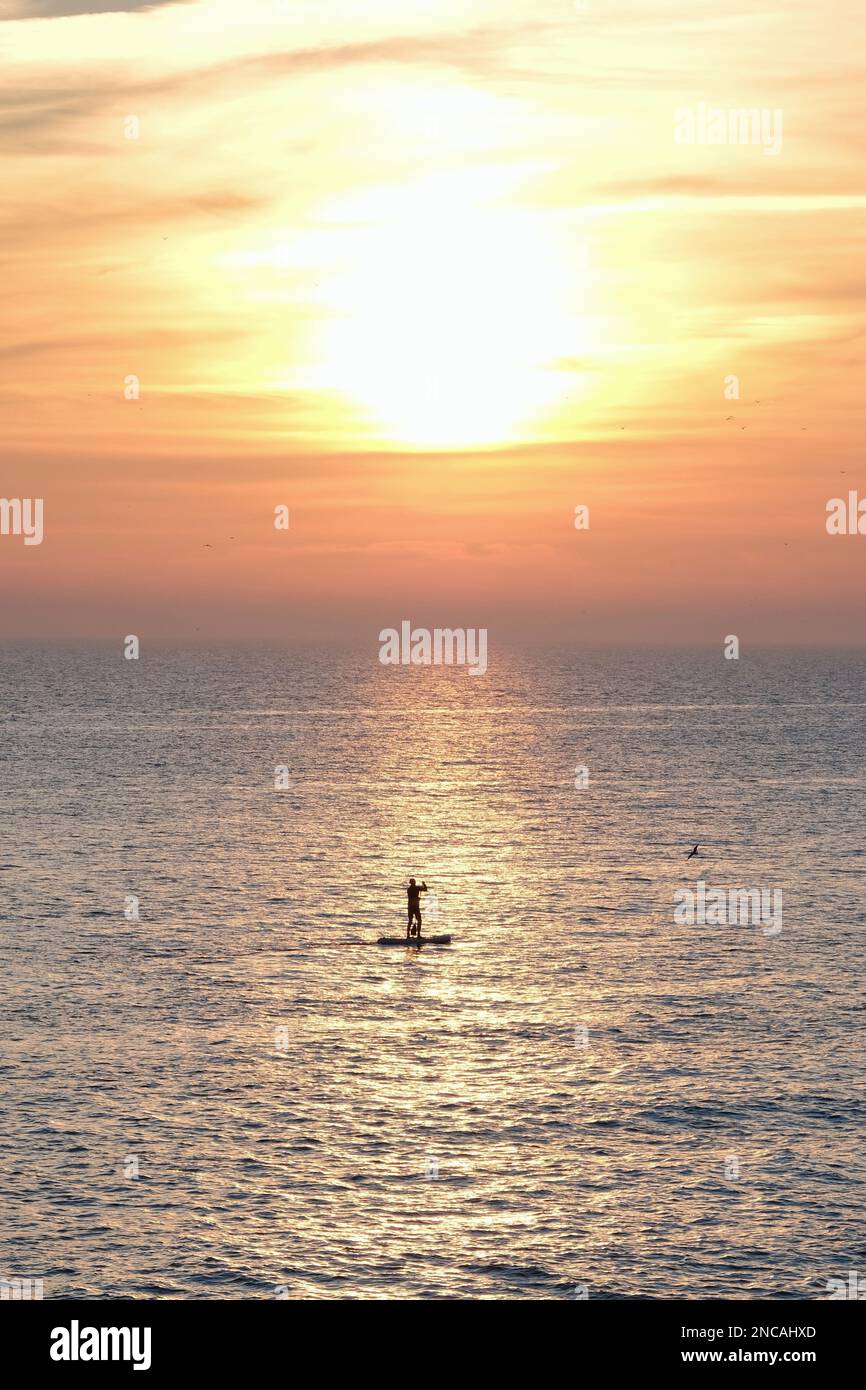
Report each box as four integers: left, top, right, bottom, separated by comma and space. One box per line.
0, 0, 189, 19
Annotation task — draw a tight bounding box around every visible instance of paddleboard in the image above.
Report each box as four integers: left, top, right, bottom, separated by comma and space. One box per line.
377, 934, 452, 946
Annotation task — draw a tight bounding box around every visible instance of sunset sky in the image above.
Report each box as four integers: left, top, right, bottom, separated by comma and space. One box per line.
1, 0, 864, 641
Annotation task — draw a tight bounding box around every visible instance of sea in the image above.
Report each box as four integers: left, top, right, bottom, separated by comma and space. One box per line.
1, 643, 864, 1299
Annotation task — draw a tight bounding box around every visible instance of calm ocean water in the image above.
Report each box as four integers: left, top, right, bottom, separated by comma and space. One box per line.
1, 643, 864, 1300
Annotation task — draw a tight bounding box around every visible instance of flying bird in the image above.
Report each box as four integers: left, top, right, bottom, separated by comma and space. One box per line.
686, 844, 699, 859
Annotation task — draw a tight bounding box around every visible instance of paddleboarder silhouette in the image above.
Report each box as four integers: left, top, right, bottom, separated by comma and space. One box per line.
406, 878, 428, 938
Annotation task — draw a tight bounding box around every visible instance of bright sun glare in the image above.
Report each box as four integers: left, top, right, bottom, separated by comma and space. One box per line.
318, 173, 594, 448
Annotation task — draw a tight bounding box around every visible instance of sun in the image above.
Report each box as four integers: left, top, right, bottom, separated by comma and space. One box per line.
318, 171, 594, 449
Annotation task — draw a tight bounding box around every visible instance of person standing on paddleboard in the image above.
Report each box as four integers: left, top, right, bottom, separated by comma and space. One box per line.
406, 878, 428, 939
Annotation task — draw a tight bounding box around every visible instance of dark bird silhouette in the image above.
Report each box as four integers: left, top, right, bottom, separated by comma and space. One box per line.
687, 844, 699, 859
